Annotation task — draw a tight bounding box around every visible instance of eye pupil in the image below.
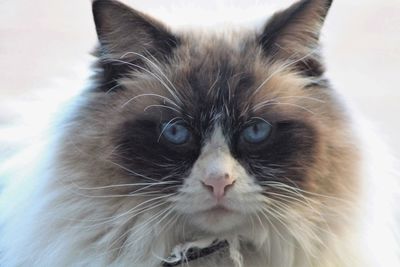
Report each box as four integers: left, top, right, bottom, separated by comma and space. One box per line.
253, 124, 259, 133
171, 126, 177, 135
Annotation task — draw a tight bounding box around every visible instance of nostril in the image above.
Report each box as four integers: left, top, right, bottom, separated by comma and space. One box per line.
201, 181, 214, 193
224, 180, 236, 193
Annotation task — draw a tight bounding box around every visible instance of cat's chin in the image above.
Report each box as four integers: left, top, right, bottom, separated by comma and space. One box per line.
190, 207, 247, 234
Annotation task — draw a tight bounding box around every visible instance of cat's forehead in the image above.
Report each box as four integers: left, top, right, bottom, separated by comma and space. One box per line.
118, 31, 323, 134
173, 38, 313, 116
173, 33, 313, 102
175, 32, 258, 79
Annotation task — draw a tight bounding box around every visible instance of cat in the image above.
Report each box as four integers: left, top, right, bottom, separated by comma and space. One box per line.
0, 0, 399, 266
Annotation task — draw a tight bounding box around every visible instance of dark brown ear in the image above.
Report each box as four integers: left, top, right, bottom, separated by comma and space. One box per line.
92, 0, 179, 61
91, 0, 179, 91
259, 0, 333, 77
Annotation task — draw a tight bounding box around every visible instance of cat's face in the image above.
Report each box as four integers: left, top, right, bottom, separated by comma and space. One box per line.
109, 32, 331, 233
63, 0, 359, 241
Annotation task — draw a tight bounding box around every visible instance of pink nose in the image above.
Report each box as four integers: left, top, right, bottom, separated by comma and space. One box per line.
201, 173, 235, 200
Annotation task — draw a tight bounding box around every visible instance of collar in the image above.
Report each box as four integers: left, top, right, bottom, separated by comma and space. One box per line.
162, 240, 229, 267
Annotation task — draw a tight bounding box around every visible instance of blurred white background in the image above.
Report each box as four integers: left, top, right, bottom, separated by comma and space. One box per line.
0, 0, 399, 160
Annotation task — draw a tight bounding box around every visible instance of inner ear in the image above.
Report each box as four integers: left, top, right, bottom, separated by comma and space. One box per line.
259, 0, 333, 77
92, 0, 180, 91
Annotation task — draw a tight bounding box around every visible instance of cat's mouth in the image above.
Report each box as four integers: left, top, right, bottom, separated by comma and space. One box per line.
201, 204, 235, 217
206, 205, 232, 214
187, 202, 248, 234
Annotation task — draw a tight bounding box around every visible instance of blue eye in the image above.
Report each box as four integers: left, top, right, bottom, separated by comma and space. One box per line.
242, 120, 272, 144
161, 122, 191, 144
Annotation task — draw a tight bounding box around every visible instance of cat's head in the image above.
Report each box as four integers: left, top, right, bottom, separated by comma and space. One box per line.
63, 0, 359, 244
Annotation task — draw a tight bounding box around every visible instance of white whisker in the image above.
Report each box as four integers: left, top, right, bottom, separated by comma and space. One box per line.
143, 104, 182, 114
70, 181, 179, 191
121, 51, 181, 102
121, 93, 181, 109
110, 58, 182, 105
252, 49, 318, 97
253, 101, 315, 114
107, 160, 159, 182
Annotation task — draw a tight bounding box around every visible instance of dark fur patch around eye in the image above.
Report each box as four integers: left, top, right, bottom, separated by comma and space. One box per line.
112, 118, 201, 192
233, 120, 317, 188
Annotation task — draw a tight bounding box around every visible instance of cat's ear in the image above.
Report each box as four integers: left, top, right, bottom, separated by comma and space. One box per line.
259, 0, 333, 77
92, 0, 179, 62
